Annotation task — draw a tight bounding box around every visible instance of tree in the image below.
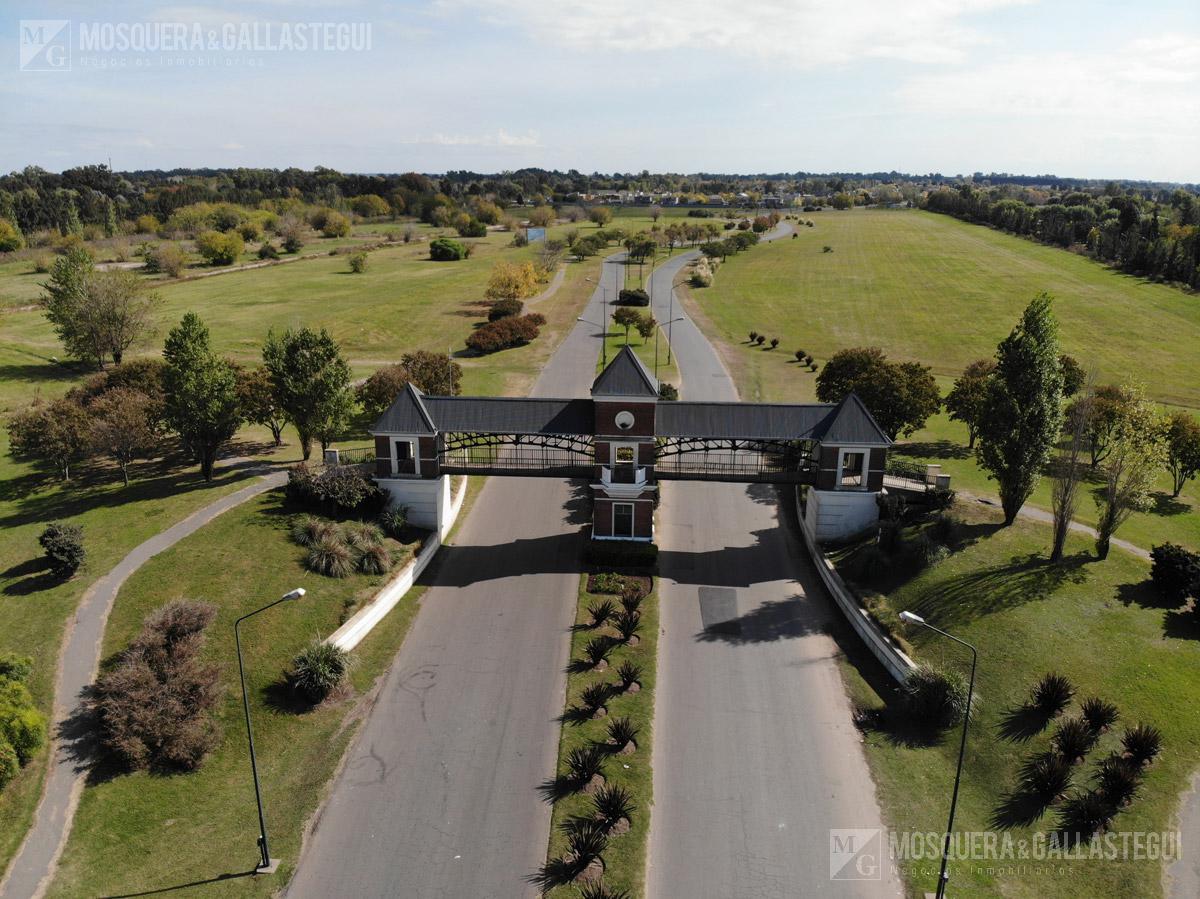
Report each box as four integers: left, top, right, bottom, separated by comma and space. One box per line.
485, 261, 540, 300
1072, 384, 1137, 468
589, 206, 613, 227
1050, 384, 1091, 562
7, 398, 91, 480
88, 270, 161, 365
612, 307, 641, 343
1094, 384, 1165, 559
1164, 411, 1200, 497
400, 350, 462, 396
194, 230, 244, 265
977, 294, 1065, 525
145, 241, 186, 277
429, 237, 466, 261
356, 364, 410, 420
163, 313, 242, 481
321, 211, 351, 237
235, 365, 288, 447
634, 313, 657, 343
649, 205, 663, 222
815, 347, 940, 439
263, 327, 353, 460
831, 192, 854, 210
0, 218, 24, 252
944, 359, 996, 448
1059, 354, 1085, 398
89, 388, 160, 485
350, 194, 389, 218
527, 206, 556, 228
40, 246, 100, 367
41, 261, 160, 368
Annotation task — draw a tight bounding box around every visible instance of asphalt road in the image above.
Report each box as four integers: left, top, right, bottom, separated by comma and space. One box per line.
286, 257, 624, 899
645, 228, 902, 897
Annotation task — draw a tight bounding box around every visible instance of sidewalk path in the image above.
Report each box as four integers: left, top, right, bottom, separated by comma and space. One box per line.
0, 467, 287, 899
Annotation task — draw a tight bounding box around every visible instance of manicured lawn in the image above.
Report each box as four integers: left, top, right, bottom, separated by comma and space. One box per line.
541, 575, 659, 898
44, 489, 428, 898
679, 208, 1200, 552
833, 500, 1200, 899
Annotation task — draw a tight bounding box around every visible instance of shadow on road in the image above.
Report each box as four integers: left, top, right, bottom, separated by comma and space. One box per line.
99, 869, 258, 897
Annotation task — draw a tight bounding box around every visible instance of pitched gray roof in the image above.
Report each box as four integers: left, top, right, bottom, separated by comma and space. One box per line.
591, 345, 658, 398
655, 392, 890, 445
371, 383, 436, 434
373, 396, 593, 436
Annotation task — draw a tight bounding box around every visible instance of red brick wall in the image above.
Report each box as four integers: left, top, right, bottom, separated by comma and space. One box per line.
594, 401, 656, 437
593, 499, 613, 537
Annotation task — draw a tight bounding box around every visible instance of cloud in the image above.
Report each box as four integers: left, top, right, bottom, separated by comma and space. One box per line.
399, 129, 542, 147
436, 0, 1033, 67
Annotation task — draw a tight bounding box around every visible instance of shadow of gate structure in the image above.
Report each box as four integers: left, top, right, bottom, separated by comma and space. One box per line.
369, 346, 892, 543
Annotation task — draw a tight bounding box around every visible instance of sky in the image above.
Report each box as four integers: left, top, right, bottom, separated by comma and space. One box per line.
1, 0, 1198, 182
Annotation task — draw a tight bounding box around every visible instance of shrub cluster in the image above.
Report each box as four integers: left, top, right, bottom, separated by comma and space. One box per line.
488, 298, 524, 321
286, 463, 386, 518
617, 288, 649, 307
348, 251, 368, 273
291, 513, 399, 578
39, 522, 85, 577
92, 600, 222, 771
429, 237, 467, 261
585, 540, 658, 571
900, 664, 971, 729
465, 313, 545, 354
1150, 543, 1200, 604
0, 653, 47, 791
195, 229, 244, 266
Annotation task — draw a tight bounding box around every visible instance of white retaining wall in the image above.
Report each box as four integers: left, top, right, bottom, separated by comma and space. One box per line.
796, 489, 916, 684
805, 488, 880, 542
327, 476, 468, 652
378, 475, 452, 533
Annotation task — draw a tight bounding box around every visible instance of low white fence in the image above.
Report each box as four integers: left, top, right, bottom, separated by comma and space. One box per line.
327, 476, 468, 652
794, 489, 916, 684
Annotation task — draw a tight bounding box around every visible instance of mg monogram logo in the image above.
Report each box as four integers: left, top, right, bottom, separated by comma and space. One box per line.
20, 20, 71, 71
829, 828, 883, 880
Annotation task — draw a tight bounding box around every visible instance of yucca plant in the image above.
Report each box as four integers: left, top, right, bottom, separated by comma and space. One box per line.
616, 660, 643, 691
290, 639, 351, 702
619, 589, 643, 614
1031, 672, 1075, 716
1095, 755, 1142, 807
582, 638, 612, 669
1058, 790, 1115, 840
566, 745, 607, 786
1122, 723, 1163, 767
1080, 697, 1119, 734
614, 609, 641, 644
566, 819, 609, 866
1019, 752, 1074, 802
291, 515, 336, 547
1052, 717, 1097, 764
580, 682, 610, 712
579, 882, 631, 899
587, 599, 616, 628
307, 536, 355, 578
357, 542, 394, 575
342, 521, 384, 551
593, 784, 636, 828
606, 716, 639, 752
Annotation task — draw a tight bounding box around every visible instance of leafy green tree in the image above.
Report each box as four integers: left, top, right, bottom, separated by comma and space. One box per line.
634, 313, 657, 342
7, 398, 91, 481
400, 350, 462, 396
1164, 411, 1200, 498
527, 206, 556, 227
194, 230, 244, 265
589, 206, 613, 227
89, 387, 160, 485
612, 307, 641, 343
0, 218, 24, 252
1094, 384, 1165, 559
40, 247, 100, 366
350, 194, 390, 218
235, 365, 288, 447
163, 313, 243, 481
944, 359, 996, 448
1059, 354, 1085, 398
1071, 384, 1137, 468
263, 327, 353, 460
977, 294, 1065, 525
815, 347, 941, 439
356, 364, 410, 421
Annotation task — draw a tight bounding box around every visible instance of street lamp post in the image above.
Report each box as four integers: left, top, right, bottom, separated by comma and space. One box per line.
898, 610, 977, 899
655, 316, 685, 379
577, 316, 609, 367
235, 587, 306, 873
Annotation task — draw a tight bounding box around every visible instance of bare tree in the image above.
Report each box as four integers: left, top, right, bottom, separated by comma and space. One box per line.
1050, 380, 1093, 562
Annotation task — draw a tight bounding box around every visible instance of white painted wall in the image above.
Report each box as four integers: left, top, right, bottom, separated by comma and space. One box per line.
805, 488, 880, 542
378, 475, 451, 531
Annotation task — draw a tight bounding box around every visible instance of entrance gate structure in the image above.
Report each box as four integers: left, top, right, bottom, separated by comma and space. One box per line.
370, 347, 891, 542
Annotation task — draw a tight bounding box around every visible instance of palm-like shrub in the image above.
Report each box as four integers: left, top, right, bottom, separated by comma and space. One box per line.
588, 600, 616, 628
580, 682, 610, 712
566, 819, 609, 867
307, 536, 355, 578
1031, 673, 1074, 716
606, 716, 639, 752
579, 882, 631, 899
1019, 752, 1073, 802
342, 521, 384, 551
357, 543, 394, 575
1052, 717, 1097, 763
614, 610, 641, 643
619, 588, 643, 614
290, 640, 351, 702
566, 745, 607, 786
582, 638, 611, 669
616, 660, 643, 691
1058, 790, 1115, 840
1095, 755, 1142, 807
900, 665, 970, 729
291, 515, 337, 547
1121, 723, 1163, 767
593, 784, 636, 827
1080, 698, 1119, 734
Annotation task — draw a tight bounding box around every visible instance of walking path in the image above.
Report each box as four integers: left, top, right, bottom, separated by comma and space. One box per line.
0, 467, 287, 899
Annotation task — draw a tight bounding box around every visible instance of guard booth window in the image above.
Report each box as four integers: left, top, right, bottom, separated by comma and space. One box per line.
613, 446, 636, 484
394, 440, 416, 475
839, 450, 864, 489
613, 503, 634, 537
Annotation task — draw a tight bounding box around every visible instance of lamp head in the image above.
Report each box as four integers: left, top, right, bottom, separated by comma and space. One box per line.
899, 610, 925, 625
282, 588, 306, 602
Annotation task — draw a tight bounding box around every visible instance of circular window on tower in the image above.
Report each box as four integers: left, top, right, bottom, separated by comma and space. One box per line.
615, 410, 635, 430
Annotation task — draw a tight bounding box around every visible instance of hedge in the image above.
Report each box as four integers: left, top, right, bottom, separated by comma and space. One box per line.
617, 288, 650, 306
466, 313, 543, 354
429, 237, 467, 261
585, 540, 659, 571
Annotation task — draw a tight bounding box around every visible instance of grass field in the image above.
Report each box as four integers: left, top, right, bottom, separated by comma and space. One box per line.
542, 575, 659, 898
43, 489, 428, 898
681, 208, 1199, 552
833, 500, 1199, 899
